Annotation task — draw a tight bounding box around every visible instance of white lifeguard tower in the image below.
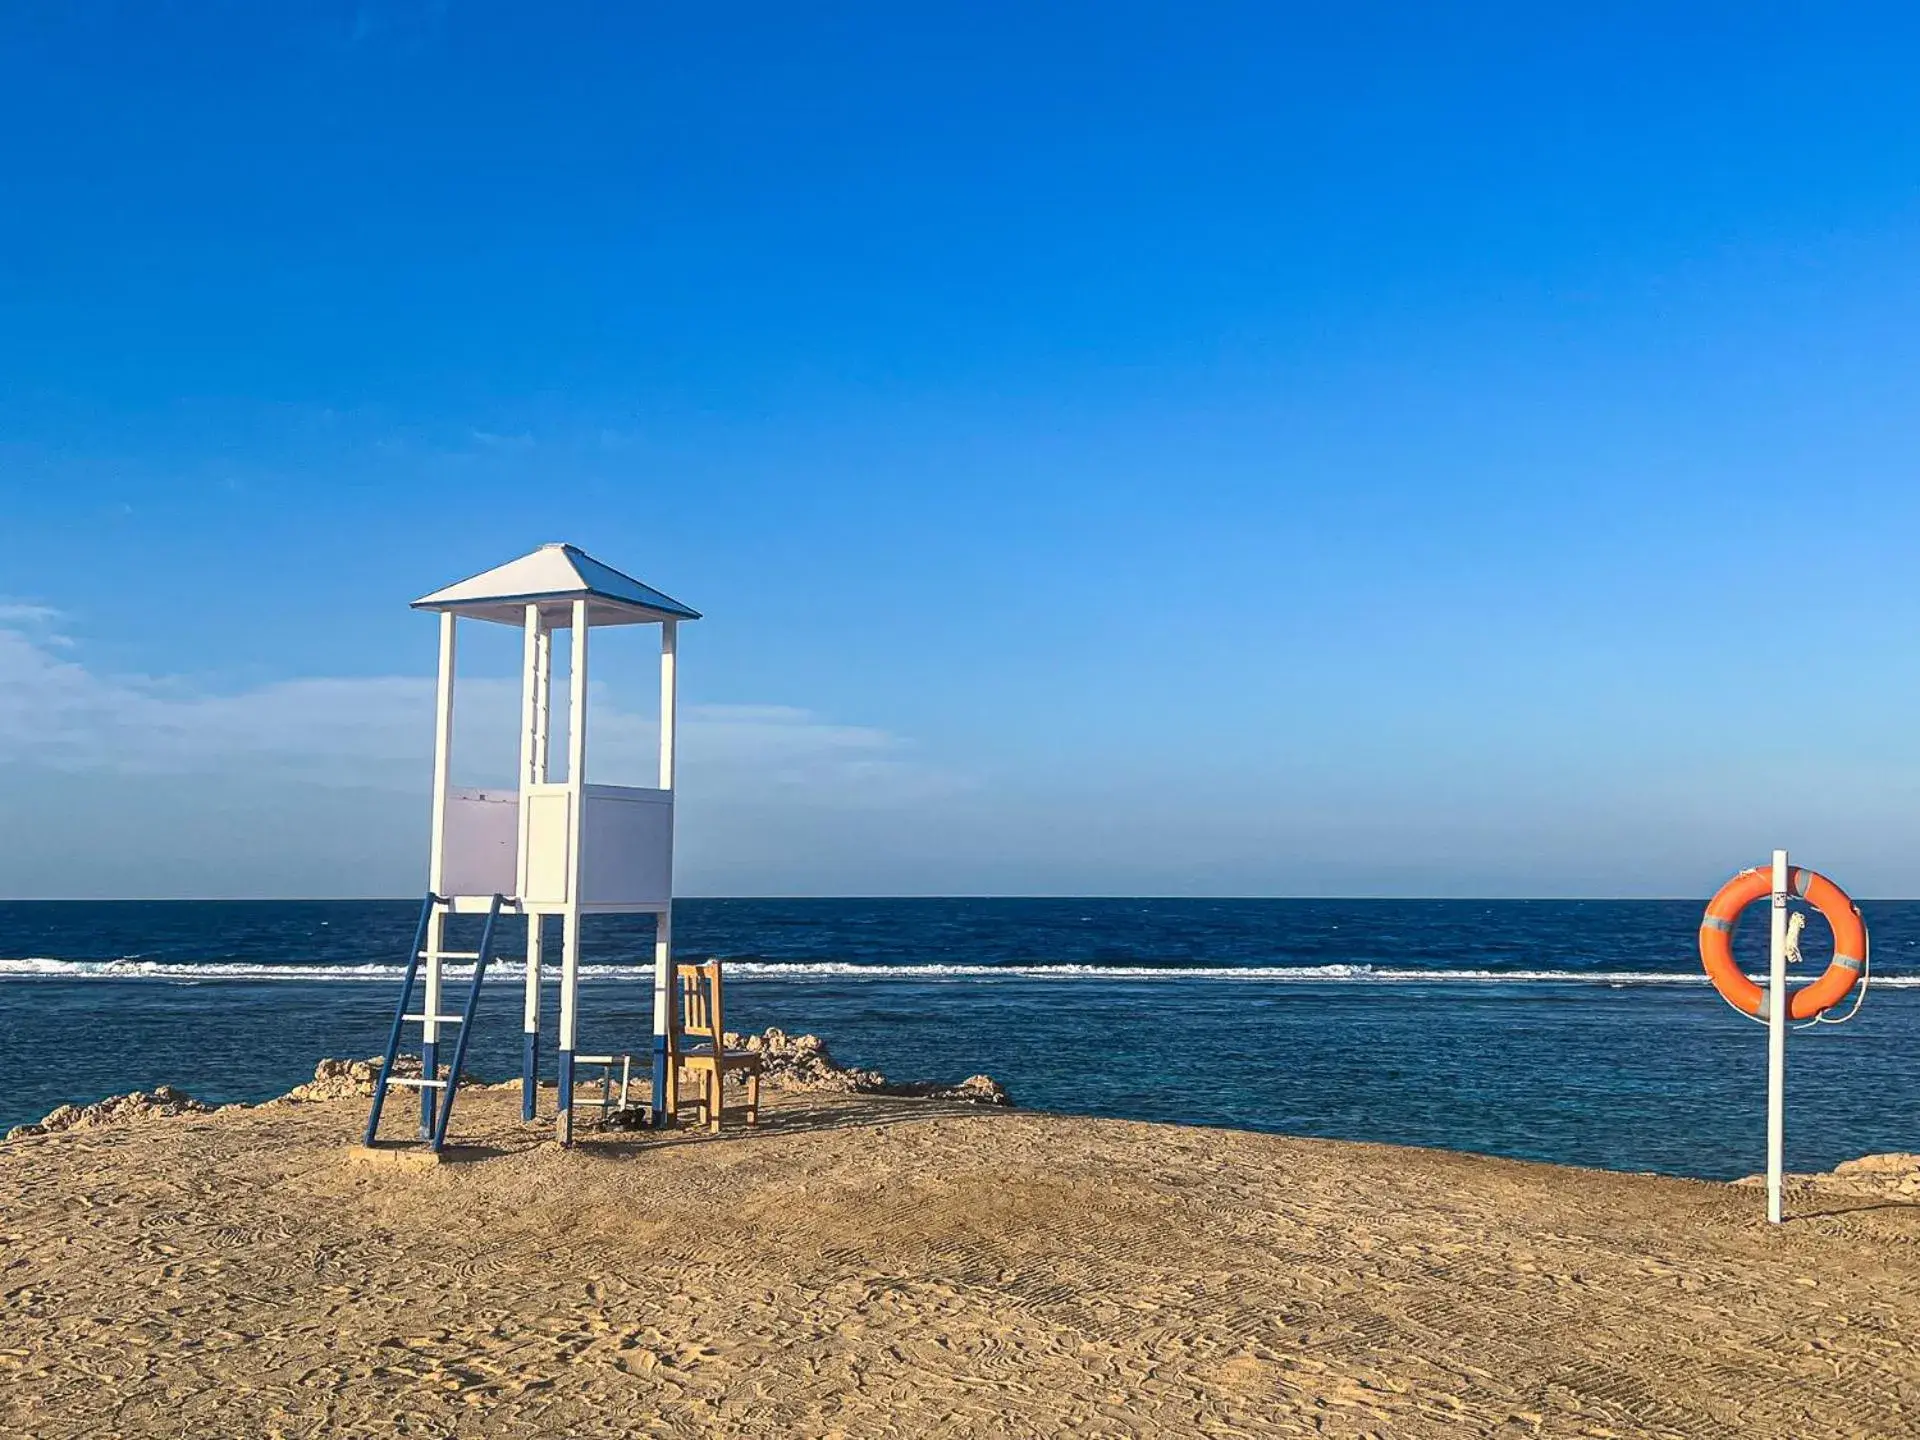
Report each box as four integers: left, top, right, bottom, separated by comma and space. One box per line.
362, 542, 698, 1150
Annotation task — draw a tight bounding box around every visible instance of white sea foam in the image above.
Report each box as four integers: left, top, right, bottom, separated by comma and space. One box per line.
0, 957, 1914, 987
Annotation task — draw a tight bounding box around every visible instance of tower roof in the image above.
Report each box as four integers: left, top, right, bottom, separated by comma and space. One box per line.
412, 543, 701, 627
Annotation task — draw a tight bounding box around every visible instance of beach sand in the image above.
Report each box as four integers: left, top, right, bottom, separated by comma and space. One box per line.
3, 1086, 1917, 1438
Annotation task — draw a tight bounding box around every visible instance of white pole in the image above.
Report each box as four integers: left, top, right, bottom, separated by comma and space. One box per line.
658, 619, 677, 791
557, 599, 590, 1144
653, 911, 674, 1120
527, 619, 552, 1115
568, 600, 589, 791
518, 604, 542, 1120
428, 612, 457, 897
652, 620, 679, 1123
422, 611, 457, 1139
522, 915, 544, 1122
1767, 847, 1790, 1225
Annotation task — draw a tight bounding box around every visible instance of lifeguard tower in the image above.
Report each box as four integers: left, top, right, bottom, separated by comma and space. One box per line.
362, 542, 698, 1150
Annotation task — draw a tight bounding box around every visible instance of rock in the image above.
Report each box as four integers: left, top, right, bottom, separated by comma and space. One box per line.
863, 1073, 1014, 1105
946, 1074, 1013, 1106
718, 1027, 888, 1094
280, 1055, 420, 1103
1736, 1152, 1920, 1199
5, 1085, 211, 1140
1833, 1152, 1920, 1177
279, 1054, 496, 1103
706, 1028, 1011, 1106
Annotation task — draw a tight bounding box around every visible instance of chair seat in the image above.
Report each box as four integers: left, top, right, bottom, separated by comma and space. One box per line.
679, 1047, 762, 1066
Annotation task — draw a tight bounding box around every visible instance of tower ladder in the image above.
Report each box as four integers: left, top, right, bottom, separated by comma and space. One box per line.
363, 892, 514, 1153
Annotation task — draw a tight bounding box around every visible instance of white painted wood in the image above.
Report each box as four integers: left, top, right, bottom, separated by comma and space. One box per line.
524, 913, 543, 1034
568, 599, 589, 792
559, 599, 590, 1059
516, 605, 541, 905
559, 910, 580, 1052
580, 787, 675, 907
1767, 848, 1789, 1225
427, 613, 457, 898
652, 908, 672, 1081
449, 897, 670, 918
412, 543, 699, 628
441, 789, 519, 898
654, 621, 680, 1118
522, 786, 573, 903
424, 613, 457, 1049
659, 619, 677, 791
518, 783, 674, 909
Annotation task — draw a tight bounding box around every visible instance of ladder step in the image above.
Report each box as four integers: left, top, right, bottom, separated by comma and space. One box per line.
382, 1077, 449, 1090
401, 1014, 465, 1025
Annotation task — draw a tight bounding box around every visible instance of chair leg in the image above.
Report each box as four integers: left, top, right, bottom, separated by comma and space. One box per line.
746, 1070, 760, 1127
708, 1069, 722, 1134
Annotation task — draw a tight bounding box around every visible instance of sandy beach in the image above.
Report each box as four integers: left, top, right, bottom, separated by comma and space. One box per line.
2, 1078, 1916, 1439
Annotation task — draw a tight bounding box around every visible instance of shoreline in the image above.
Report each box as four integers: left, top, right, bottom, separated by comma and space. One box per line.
9, 1053, 1918, 1201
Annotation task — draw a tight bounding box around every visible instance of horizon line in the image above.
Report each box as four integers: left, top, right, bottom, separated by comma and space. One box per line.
3, 893, 1913, 905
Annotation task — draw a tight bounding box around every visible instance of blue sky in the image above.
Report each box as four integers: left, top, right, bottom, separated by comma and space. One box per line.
4, 2, 1920, 897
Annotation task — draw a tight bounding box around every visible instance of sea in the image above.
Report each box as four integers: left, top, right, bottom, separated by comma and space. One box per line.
3, 897, 1916, 1182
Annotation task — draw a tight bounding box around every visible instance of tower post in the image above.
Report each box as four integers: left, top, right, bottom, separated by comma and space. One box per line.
651, 619, 678, 1122
556, 597, 590, 1145
421, 610, 457, 1139
518, 603, 548, 1120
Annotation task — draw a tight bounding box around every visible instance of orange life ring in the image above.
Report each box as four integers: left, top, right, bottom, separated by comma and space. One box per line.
1698, 866, 1866, 1020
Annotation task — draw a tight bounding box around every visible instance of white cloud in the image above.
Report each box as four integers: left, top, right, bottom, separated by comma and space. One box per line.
0, 615, 962, 807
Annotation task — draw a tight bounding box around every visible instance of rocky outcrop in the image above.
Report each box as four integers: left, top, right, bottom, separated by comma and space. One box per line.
928, 1073, 1012, 1106
279, 1055, 419, 1102
4, 1031, 1010, 1142
725, 1027, 886, 1093
279, 1054, 522, 1102
277, 1033, 1010, 1109
5, 1086, 211, 1140
721, 1028, 1011, 1105
1737, 1152, 1920, 1199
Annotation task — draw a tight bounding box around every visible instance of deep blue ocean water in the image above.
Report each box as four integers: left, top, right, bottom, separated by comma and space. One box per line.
2, 897, 1917, 1181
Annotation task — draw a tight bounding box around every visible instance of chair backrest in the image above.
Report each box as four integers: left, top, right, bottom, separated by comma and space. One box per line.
676, 961, 725, 1045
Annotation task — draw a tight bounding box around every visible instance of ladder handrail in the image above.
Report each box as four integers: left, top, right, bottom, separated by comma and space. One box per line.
363, 893, 440, 1147
429, 893, 504, 1153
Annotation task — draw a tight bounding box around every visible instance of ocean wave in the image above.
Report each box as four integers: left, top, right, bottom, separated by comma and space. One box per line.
1, 956, 1915, 987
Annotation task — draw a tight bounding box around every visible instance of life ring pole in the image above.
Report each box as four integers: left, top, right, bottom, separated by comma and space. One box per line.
1767, 848, 1790, 1225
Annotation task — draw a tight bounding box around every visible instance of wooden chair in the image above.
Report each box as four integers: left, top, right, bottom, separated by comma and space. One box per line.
672, 961, 762, 1133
